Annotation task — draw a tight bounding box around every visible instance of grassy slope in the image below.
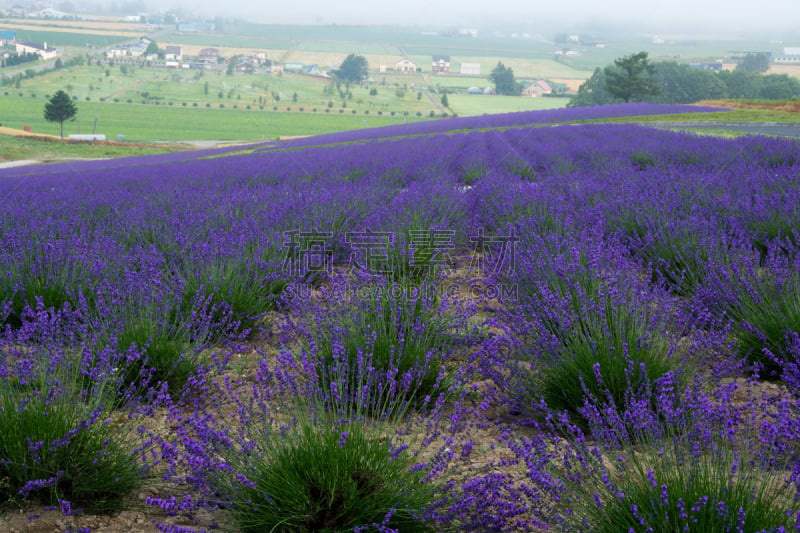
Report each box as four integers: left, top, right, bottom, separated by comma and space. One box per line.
0, 96, 431, 141
447, 94, 568, 116
0, 132, 187, 162
598, 109, 800, 123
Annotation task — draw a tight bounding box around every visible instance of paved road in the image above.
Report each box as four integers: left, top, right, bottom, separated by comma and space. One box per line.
643, 121, 800, 138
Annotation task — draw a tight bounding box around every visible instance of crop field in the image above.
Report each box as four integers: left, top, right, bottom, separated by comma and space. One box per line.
5, 103, 800, 532
0, 19, 142, 36
0, 25, 130, 48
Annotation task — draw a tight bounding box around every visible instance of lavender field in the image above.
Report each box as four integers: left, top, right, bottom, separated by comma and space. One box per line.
2, 103, 800, 532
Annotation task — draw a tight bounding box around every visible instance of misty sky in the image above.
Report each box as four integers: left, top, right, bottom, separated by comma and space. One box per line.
169, 0, 800, 34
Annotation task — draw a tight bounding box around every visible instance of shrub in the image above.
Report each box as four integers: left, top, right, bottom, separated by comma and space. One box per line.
508, 234, 684, 431
534, 398, 800, 533
612, 215, 719, 297
585, 446, 797, 532
0, 337, 143, 513
731, 271, 800, 376
522, 292, 679, 429
204, 419, 437, 532
305, 280, 464, 414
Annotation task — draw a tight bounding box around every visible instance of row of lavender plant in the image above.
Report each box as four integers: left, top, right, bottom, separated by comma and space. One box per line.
3, 118, 800, 530
260, 103, 729, 150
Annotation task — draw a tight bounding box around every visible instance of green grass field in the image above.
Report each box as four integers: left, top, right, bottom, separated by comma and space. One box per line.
447, 94, 568, 116
0, 95, 432, 141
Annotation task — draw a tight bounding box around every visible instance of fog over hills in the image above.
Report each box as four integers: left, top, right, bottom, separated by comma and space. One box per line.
16, 0, 780, 35
135, 0, 797, 34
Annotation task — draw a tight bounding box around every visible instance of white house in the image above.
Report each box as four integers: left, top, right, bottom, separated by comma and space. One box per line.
395, 57, 416, 73
164, 45, 182, 61
432, 55, 450, 74
15, 41, 58, 60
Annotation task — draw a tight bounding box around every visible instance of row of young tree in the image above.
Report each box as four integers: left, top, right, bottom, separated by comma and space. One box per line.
569, 52, 800, 107
1, 52, 40, 68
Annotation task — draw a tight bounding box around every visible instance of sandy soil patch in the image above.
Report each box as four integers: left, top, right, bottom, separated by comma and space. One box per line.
0, 126, 59, 139
768, 64, 800, 77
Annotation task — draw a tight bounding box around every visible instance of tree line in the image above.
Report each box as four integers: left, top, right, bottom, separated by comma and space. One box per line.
1, 52, 40, 68
569, 52, 800, 107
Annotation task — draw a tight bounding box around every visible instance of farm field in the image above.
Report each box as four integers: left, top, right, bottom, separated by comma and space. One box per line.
11, 64, 437, 112
446, 94, 568, 115
3, 103, 800, 532
0, 94, 431, 141
0, 24, 130, 48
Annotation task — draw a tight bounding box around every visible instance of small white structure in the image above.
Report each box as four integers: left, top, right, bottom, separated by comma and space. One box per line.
37, 8, 69, 18
68, 134, 106, 141
460, 62, 481, 75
